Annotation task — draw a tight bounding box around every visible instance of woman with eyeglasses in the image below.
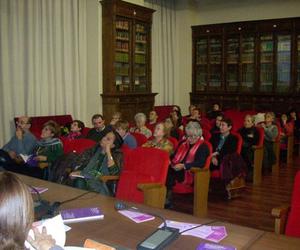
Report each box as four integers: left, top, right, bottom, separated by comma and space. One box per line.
165, 121, 210, 207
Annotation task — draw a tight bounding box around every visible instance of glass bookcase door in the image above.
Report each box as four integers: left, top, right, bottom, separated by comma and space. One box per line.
260, 34, 274, 92
209, 36, 222, 90
297, 35, 300, 91
226, 36, 239, 91
133, 22, 148, 92
115, 18, 131, 92
195, 38, 208, 91
276, 35, 291, 92
241, 35, 255, 91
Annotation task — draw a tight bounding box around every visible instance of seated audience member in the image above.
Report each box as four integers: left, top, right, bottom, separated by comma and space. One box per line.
0, 172, 61, 249
164, 117, 180, 140
260, 112, 278, 173
143, 122, 174, 155
0, 116, 37, 166
170, 110, 184, 130
146, 110, 158, 132
115, 120, 137, 149
70, 130, 123, 195
4, 121, 63, 179
165, 121, 210, 205
110, 112, 122, 126
289, 109, 300, 140
187, 107, 202, 123
279, 113, 293, 161
65, 120, 85, 139
210, 114, 224, 134
172, 105, 182, 113
238, 115, 259, 177
210, 118, 237, 172
207, 103, 223, 120
130, 113, 152, 138
184, 104, 196, 120
86, 114, 112, 142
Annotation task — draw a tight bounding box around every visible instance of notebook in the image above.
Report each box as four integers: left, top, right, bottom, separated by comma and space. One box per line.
60, 207, 104, 224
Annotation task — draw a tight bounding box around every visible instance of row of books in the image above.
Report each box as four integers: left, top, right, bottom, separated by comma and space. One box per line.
116, 20, 129, 30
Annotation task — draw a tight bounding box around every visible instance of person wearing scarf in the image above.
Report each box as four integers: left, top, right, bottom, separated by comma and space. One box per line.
70, 130, 123, 196
5, 120, 63, 179
165, 121, 210, 207
65, 120, 85, 139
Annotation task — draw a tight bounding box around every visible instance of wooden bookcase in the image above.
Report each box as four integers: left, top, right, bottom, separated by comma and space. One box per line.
101, 0, 156, 121
191, 17, 300, 113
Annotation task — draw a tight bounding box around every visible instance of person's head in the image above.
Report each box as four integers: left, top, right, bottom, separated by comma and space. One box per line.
99, 130, 123, 150
215, 114, 224, 128
188, 105, 196, 115
149, 110, 158, 123
220, 118, 233, 136
185, 121, 202, 144
265, 112, 275, 124
110, 112, 122, 126
70, 120, 85, 133
91, 114, 105, 130
41, 120, 60, 139
134, 113, 147, 128
289, 109, 297, 120
170, 110, 182, 127
244, 115, 255, 129
213, 103, 220, 111
115, 120, 129, 137
172, 105, 181, 113
153, 122, 168, 140
0, 172, 34, 249
16, 116, 32, 131
281, 113, 288, 123
191, 108, 201, 119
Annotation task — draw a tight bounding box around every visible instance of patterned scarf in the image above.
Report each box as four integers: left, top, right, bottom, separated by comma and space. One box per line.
172, 138, 204, 165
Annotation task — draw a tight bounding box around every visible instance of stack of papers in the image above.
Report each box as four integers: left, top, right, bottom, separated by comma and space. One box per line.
159, 220, 228, 243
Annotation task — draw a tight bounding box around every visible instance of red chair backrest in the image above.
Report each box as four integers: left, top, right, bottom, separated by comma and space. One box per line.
168, 136, 178, 150
120, 144, 132, 171
231, 132, 243, 154
202, 129, 211, 141
200, 118, 212, 131
154, 105, 177, 122
62, 138, 96, 154
173, 140, 212, 194
81, 127, 91, 137
130, 132, 148, 146
285, 171, 300, 237
116, 147, 170, 203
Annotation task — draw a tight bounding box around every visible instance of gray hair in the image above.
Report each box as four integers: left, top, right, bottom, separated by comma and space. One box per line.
134, 113, 147, 123
185, 121, 202, 137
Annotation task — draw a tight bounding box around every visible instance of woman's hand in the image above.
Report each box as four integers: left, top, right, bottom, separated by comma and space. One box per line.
34, 155, 47, 162
212, 156, 218, 166
27, 226, 56, 250
172, 163, 185, 171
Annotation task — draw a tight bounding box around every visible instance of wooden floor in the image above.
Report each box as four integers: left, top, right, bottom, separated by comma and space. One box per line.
171, 155, 300, 232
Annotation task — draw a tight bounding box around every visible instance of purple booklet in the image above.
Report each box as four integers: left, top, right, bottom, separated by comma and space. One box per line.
196, 242, 236, 250
60, 207, 104, 224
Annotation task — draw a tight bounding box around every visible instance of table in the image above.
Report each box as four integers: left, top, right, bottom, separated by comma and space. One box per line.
18, 174, 300, 250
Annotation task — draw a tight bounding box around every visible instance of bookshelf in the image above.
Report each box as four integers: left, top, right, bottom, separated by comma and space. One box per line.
191, 17, 300, 113
101, 0, 156, 121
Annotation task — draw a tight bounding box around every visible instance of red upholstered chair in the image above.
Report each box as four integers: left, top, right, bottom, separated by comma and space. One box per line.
167, 136, 178, 150
81, 127, 91, 137
272, 171, 300, 237
202, 129, 211, 141
200, 118, 212, 131
172, 141, 212, 217
154, 105, 177, 122
131, 132, 148, 147
61, 138, 96, 154
115, 147, 170, 208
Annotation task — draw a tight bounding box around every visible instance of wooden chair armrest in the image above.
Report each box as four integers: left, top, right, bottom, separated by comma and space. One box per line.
137, 182, 166, 209
137, 182, 163, 190
190, 167, 209, 173
252, 145, 263, 150
271, 204, 290, 234
271, 204, 290, 218
99, 175, 120, 183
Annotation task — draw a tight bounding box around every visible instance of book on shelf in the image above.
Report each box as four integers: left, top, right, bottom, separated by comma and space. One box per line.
60, 207, 104, 224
